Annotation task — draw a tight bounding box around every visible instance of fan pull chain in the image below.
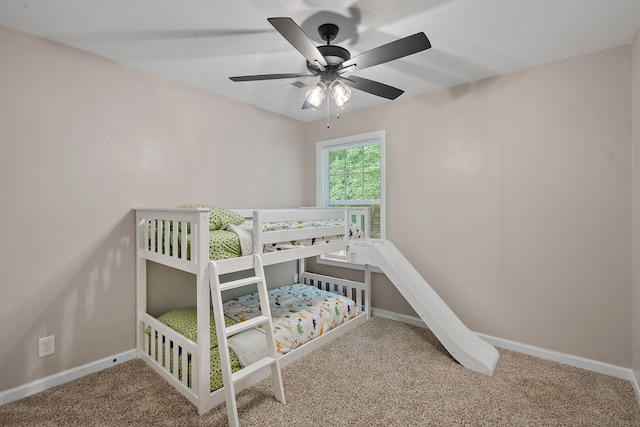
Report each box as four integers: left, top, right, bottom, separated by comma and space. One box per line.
326, 97, 330, 128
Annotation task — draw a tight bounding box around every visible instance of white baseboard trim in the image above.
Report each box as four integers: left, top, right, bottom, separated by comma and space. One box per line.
0, 349, 136, 406
371, 308, 638, 384
372, 308, 428, 328
477, 332, 634, 381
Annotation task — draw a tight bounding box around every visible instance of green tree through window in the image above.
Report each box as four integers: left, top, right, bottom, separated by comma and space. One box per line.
329, 145, 380, 202
318, 132, 385, 240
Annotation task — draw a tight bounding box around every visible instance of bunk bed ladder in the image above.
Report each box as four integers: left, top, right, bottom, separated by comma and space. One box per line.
209, 254, 286, 427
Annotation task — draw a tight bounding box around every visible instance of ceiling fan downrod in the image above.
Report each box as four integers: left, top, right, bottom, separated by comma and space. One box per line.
318, 23, 339, 44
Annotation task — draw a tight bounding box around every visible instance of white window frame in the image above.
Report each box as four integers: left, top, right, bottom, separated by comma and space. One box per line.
316, 130, 386, 269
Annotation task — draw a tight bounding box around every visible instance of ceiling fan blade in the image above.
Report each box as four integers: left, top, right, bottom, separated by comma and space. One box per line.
268, 17, 328, 70
340, 75, 404, 100
230, 73, 316, 82
341, 32, 431, 72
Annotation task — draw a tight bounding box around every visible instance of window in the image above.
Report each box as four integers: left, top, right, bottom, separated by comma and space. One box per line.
316, 130, 386, 241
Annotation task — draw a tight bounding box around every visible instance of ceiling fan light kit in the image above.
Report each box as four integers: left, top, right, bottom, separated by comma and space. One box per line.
329, 80, 351, 110
305, 79, 351, 111
306, 81, 327, 109
229, 16, 431, 119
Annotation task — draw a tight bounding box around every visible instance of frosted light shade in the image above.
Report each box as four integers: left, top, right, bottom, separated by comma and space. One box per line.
305, 81, 327, 110
330, 80, 351, 110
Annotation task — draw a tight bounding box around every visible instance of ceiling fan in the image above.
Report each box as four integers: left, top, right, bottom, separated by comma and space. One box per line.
229, 17, 431, 112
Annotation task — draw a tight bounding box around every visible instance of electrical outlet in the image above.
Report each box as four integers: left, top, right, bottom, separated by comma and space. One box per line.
39, 335, 55, 357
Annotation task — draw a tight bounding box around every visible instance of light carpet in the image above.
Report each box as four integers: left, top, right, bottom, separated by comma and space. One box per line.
1, 316, 638, 426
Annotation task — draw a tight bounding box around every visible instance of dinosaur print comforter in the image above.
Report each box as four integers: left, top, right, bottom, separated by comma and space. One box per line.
222, 284, 358, 353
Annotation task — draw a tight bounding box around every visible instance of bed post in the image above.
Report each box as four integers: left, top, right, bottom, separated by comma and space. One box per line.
364, 264, 372, 320
195, 210, 211, 414
135, 211, 147, 356
252, 210, 261, 255
298, 258, 305, 281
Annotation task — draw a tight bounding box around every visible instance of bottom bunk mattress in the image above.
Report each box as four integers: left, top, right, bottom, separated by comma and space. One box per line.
145, 284, 359, 392
223, 283, 359, 355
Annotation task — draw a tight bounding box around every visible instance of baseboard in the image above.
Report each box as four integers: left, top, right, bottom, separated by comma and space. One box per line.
371, 308, 638, 384
0, 349, 136, 406
477, 332, 635, 380
371, 308, 428, 328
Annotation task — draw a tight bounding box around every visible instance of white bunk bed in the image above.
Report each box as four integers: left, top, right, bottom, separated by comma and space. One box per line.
135, 206, 371, 417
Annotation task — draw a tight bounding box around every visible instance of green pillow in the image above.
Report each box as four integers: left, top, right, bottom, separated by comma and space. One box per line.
156, 306, 236, 348
209, 229, 243, 260
178, 204, 246, 230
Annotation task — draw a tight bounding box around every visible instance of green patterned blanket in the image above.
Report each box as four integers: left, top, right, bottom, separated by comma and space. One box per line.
145, 307, 242, 392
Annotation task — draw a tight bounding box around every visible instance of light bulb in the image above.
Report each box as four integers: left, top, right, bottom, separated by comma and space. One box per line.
330, 80, 351, 110
305, 81, 326, 110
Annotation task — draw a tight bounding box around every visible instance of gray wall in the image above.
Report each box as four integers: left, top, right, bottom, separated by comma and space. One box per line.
0, 26, 305, 392
306, 45, 633, 368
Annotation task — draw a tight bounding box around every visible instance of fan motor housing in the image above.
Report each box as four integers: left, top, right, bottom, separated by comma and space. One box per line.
307, 45, 351, 73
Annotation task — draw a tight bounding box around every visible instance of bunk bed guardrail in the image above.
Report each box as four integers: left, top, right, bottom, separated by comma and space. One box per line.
136, 207, 370, 269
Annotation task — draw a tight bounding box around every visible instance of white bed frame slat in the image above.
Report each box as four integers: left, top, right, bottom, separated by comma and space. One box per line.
149, 220, 155, 254
180, 221, 187, 261
259, 225, 347, 245
255, 208, 345, 223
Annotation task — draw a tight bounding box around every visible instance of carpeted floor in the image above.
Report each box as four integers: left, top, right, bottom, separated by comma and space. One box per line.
1, 316, 639, 426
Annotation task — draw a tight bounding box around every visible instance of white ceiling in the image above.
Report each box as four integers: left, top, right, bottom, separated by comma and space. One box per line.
2, 0, 640, 122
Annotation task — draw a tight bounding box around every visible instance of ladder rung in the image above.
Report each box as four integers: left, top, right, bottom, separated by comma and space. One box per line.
225, 315, 270, 337
218, 276, 264, 292
231, 356, 277, 383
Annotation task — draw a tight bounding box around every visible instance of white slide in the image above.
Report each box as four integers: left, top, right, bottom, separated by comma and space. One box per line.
349, 239, 500, 375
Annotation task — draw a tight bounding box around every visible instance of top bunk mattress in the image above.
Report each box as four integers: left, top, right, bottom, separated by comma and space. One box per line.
171, 205, 362, 261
